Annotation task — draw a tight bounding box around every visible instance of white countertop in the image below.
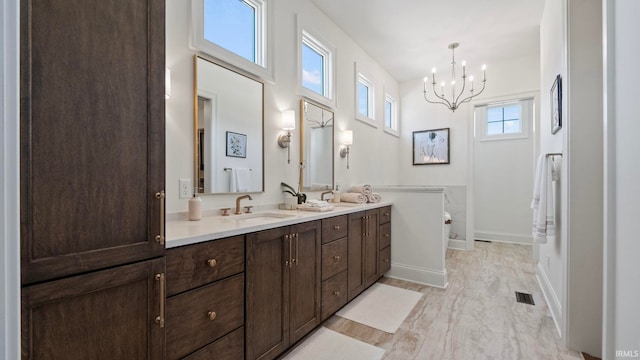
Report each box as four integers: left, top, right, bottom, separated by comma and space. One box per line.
166, 201, 392, 248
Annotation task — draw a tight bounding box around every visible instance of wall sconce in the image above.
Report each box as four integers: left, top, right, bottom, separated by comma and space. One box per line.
165, 67, 171, 100
278, 109, 296, 163
339, 130, 353, 169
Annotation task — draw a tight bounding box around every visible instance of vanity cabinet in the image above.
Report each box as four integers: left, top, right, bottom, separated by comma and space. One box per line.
320, 215, 348, 321
246, 220, 321, 360
20, 0, 166, 358
379, 206, 392, 275
165, 236, 245, 359
347, 210, 380, 300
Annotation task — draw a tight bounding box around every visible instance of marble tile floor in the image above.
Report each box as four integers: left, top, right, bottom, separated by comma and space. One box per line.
322, 241, 584, 360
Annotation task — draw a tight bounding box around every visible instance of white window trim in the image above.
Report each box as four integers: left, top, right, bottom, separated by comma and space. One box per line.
383, 91, 399, 137
476, 98, 533, 142
355, 67, 376, 128
296, 20, 336, 109
191, 0, 274, 81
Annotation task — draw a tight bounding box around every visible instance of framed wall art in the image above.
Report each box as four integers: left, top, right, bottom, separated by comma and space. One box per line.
226, 131, 247, 158
413, 128, 450, 165
551, 74, 562, 134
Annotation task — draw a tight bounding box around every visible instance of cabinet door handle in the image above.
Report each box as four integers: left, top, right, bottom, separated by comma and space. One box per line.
333, 255, 340, 261
207, 311, 217, 321
154, 191, 165, 245
155, 273, 165, 328
285, 234, 291, 267
334, 225, 340, 230
207, 259, 217, 268
333, 291, 340, 296
293, 233, 299, 266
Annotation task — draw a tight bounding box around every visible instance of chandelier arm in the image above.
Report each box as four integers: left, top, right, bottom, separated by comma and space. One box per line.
458, 80, 486, 105
423, 91, 453, 107
429, 82, 454, 109
453, 77, 468, 108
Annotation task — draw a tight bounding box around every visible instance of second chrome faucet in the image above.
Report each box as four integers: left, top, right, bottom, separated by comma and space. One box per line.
235, 194, 252, 214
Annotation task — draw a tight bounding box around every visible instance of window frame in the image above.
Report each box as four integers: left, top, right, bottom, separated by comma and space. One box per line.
355, 69, 376, 127
297, 25, 336, 108
383, 92, 399, 137
476, 98, 533, 142
191, 0, 273, 81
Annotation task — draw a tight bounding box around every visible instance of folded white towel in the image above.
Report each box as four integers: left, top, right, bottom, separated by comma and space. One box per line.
341, 192, 367, 204
531, 155, 555, 243
306, 199, 332, 207
367, 193, 382, 203
298, 201, 333, 212
350, 184, 373, 195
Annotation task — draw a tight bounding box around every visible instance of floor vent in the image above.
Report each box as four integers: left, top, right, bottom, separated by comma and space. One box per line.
515, 292, 535, 305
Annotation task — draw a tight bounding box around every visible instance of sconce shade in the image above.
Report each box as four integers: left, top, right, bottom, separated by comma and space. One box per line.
165, 67, 171, 99
282, 109, 296, 130
342, 130, 353, 146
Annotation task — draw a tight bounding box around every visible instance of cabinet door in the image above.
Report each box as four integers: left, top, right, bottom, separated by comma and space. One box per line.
289, 221, 321, 344
363, 209, 380, 287
246, 227, 289, 360
21, 258, 165, 360
20, 0, 166, 284
347, 212, 365, 300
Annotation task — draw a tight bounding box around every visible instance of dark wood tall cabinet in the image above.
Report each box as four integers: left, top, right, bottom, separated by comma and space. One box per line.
20, 0, 166, 358
246, 220, 321, 360
347, 209, 379, 300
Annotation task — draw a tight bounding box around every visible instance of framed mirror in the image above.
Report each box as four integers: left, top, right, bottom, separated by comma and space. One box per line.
299, 98, 334, 191
194, 55, 264, 194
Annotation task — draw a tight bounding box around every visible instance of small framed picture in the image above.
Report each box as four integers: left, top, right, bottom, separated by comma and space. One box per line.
413, 128, 450, 165
551, 74, 562, 134
226, 131, 247, 158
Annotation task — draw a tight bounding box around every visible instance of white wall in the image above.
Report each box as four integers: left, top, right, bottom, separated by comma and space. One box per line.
399, 54, 540, 249
603, 0, 640, 358
166, 0, 401, 213
1, 0, 21, 357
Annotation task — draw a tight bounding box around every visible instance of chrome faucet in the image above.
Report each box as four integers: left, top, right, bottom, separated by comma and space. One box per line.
235, 194, 252, 214
320, 190, 334, 201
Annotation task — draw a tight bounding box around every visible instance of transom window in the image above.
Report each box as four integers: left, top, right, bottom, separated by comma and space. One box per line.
356, 73, 375, 124
487, 103, 521, 135
300, 30, 334, 104
384, 94, 399, 136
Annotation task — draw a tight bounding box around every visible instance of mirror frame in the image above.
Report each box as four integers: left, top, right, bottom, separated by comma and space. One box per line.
299, 97, 334, 192
193, 54, 265, 194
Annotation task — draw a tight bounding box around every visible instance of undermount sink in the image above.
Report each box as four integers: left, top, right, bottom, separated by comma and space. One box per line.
234, 212, 296, 222
332, 202, 363, 207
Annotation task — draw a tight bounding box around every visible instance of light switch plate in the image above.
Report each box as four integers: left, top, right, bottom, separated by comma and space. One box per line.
179, 179, 191, 199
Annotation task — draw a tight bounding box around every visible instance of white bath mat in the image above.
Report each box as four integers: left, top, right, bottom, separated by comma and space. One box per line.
282, 327, 384, 360
336, 283, 423, 333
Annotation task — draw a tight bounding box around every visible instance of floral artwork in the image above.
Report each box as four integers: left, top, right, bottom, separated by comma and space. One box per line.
226, 131, 247, 158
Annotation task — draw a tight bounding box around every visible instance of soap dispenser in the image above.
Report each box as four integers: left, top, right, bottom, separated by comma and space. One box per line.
188, 191, 202, 221
332, 184, 341, 203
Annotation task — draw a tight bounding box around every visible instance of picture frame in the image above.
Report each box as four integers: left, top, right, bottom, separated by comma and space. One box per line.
226, 131, 247, 158
413, 128, 450, 165
551, 74, 562, 134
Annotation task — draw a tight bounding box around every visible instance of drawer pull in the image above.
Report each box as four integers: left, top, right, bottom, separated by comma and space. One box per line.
384, 234, 390, 238
333, 225, 341, 230
384, 212, 390, 216
207, 311, 217, 321
207, 259, 217, 268
333, 291, 340, 296
333, 255, 340, 261
384, 259, 390, 263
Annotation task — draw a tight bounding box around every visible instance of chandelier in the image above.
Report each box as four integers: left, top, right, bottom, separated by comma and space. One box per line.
423, 42, 486, 112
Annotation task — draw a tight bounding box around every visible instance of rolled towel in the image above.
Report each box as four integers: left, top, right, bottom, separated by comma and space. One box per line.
367, 193, 382, 203
350, 184, 373, 195
341, 192, 367, 204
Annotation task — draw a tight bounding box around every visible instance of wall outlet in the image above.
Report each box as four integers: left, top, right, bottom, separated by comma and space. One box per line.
179, 179, 191, 199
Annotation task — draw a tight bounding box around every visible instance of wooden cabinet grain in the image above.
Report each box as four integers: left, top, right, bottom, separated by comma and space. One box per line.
246, 221, 321, 360
348, 209, 380, 300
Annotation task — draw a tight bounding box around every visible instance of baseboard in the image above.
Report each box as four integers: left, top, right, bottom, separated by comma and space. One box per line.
447, 238, 467, 250
535, 262, 562, 337
387, 263, 448, 289
474, 231, 533, 244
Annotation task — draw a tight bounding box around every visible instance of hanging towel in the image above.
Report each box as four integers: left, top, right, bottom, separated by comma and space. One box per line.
341, 192, 367, 204
230, 168, 251, 192
350, 184, 373, 195
531, 155, 555, 243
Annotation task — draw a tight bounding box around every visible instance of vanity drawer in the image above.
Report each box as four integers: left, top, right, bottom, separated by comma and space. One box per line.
321, 237, 348, 281
166, 274, 244, 360
321, 270, 348, 321
379, 246, 391, 275
379, 206, 391, 224
166, 235, 244, 296
181, 326, 244, 360
379, 222, 391, 250
321, 215, 348, 244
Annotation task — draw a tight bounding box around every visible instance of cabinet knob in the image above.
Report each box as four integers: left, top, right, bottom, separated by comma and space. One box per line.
207, 311, 217, 321
333, 255, 340, 261
334, 225, 340, 230
385, 234, 390, 238
207, 259, 217, 268
384, 259, 390, 263
333, 291, 340, 296
384, 212, 390, 216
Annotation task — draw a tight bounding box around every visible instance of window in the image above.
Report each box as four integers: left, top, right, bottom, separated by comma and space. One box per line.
356, 72, 375, 126
299, 29, 334, 105
475, 98, 533, 141
192, 0, 271, 79
384, 94, 399, 136
487, 103, 521, 135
